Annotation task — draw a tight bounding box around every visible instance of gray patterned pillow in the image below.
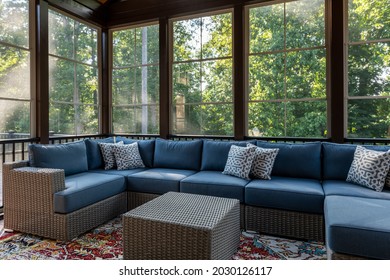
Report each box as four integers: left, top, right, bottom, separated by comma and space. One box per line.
346, 146, 390, 192
222, 145, 257, 180
247, 143, 279, 180
99, 141, 124, 170
113, 142, 145, 170
386, 172, 390, 189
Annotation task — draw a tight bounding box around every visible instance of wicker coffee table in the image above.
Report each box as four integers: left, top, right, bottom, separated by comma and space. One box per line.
123, 192, 240, 260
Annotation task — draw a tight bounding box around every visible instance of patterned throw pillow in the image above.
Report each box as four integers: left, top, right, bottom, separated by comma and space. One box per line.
99, 141, 124, 170
386, 172, 390, 189
346, 146, 390, 192
222, 145, 257, 180
247, 143, 279, 180
113, 142, 145, 170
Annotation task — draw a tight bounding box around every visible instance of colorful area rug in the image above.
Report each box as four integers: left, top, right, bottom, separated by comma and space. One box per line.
0, 217, 326, 260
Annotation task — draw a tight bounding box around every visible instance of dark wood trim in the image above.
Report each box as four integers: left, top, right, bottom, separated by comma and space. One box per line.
47, 0, 105, 26
106, 0, 253, 27
329, 0, 345, 143
159, 18, 170, 139
233, 4, 245, 140
101, 28, 110, 134
36, 0, 50, 144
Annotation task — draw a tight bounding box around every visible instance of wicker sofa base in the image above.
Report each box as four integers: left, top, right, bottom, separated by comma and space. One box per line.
245, 205, 325, 242
4, 192, 127, 241
128, 191, 246, 228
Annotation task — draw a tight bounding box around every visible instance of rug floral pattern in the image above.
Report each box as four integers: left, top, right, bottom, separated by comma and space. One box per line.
0, 218, 326, 260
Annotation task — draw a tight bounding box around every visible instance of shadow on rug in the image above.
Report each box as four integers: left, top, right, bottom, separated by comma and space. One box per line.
0, 217, 326, 260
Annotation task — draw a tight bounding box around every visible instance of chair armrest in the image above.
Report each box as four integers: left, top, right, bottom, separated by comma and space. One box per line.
3, 161, 66, 213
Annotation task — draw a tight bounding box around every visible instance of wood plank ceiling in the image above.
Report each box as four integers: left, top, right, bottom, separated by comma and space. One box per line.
50, 0, 253, 27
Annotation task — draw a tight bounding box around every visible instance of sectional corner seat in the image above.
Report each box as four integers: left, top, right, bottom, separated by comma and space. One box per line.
2, 137, 390, 260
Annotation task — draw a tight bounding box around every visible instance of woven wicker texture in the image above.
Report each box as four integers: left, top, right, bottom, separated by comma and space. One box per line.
128, 191, 246, 228
3, 161, 127, 241
245, 205, 325, 242
123, 192, 240, 259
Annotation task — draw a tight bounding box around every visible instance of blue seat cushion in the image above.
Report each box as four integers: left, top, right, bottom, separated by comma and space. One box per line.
256, 141, 322, 180
29, 141, 88, 176
325, 196, 390, 259
54, 172, 126, 214
153, 139, 203, 170
116, 137, 155, 168
180, 171, 250, 202
201, 140, 256, 171
322, 142, 390, 180
84, 137, 115, 170
245, 176, 324, 214
88, 168, 147, 184
127, 168, 196, 194
322, 180, 390, 200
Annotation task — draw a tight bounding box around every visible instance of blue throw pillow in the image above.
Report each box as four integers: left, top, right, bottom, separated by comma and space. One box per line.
153, 138, 203, 170
85, 137, 115, 170
116, 137, 155, 168
322, 142, 390, 181
201, 140, 256, 171
256, 141, 322, 180
29, 141, 88, 176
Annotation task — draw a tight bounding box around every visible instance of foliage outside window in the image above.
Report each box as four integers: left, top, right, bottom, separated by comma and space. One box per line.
0, 0, 31, 139
111, 24, 159, 134
247, 0, 327, 138
48, 10, 99, 136
347, 0, 390, 138
171, 12, 233, 136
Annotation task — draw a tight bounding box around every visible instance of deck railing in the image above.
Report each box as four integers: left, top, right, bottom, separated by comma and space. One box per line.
1, 133, 389, 216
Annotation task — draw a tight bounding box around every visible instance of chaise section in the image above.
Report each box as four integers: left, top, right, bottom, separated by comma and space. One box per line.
54, 172, 126, 214
325, 196, 390, 259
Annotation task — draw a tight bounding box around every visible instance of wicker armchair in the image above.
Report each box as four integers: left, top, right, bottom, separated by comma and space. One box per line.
2, 161, 127, 241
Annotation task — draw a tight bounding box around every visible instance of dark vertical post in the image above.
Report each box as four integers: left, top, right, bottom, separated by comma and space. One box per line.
159, 18, 170, 139
36, 0, 49, 144
101, 28, 110, 135
233, 4, 245, 140
329, 0, 345, 143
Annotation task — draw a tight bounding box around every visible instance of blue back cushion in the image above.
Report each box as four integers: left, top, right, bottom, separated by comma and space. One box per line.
322, 142, 390, 180
84, 137, 115, 170
153, 139, 203, 170
257, 141, 322, 180
29, 141, 88, 176
116, 137, 155, 168
201, 140, 256, 171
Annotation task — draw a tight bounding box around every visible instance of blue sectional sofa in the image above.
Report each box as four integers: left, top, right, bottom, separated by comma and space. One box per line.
2, 137, 390, 259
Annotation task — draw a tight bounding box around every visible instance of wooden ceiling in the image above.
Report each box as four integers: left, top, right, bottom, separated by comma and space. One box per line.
73, 0, 112, 11
50, 0, 254, 27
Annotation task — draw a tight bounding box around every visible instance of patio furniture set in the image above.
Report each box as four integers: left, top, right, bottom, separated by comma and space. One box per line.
2, 137, 390, 259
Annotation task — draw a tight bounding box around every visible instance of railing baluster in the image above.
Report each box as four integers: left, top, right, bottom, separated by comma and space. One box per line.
12, 142, 16, 162
2, 143, 5, 163
22, 142, 25, 160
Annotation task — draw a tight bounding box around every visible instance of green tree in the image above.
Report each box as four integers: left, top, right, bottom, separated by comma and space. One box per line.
347, 0, 390, 138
